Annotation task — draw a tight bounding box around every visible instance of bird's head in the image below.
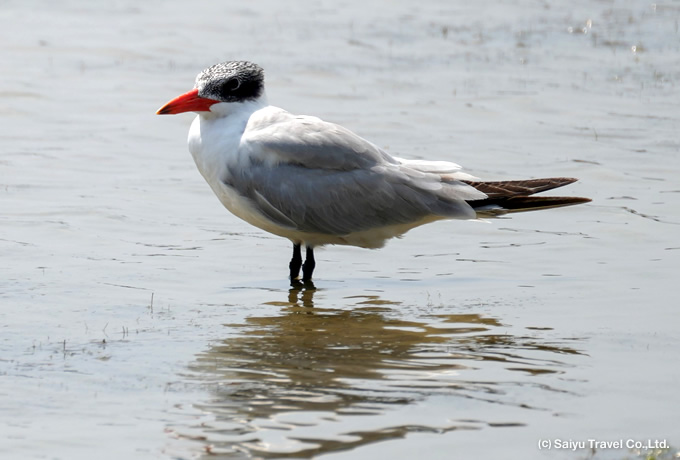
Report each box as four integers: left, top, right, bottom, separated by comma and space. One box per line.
156, 61, 265, 115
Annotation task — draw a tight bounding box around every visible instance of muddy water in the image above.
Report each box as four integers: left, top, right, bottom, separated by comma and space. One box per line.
1, 1, 679, 459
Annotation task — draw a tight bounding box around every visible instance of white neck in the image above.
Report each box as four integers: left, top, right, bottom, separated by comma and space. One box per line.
200, 91, 269, 120
188, 91, 269, 188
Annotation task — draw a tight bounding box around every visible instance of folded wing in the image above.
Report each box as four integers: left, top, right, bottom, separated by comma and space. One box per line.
228, 110, 486, 235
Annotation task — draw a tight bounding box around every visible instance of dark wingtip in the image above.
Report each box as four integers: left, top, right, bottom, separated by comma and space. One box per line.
512, 195, 591, 206
496, 195, 592, 212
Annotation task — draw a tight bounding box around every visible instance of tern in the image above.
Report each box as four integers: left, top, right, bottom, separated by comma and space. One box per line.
157, 61, 589, 283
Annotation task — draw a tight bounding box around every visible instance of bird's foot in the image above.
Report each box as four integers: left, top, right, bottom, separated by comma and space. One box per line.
289, 243, 303, 281
290, 277, 315, 290
301, 246, 316, 282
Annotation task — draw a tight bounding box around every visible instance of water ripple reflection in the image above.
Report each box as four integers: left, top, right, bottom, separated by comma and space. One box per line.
176, 286, 585, 458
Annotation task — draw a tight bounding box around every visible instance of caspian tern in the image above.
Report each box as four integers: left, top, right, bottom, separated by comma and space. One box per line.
157, 61, 589, 283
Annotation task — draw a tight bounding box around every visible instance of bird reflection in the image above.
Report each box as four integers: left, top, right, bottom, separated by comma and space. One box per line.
180, 290, 585, 458
287, 281, 316, 307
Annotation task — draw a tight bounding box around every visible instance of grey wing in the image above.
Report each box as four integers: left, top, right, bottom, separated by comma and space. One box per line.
243, 111, 398, 170
231, 109, 486, 234
224, 161, 482, 235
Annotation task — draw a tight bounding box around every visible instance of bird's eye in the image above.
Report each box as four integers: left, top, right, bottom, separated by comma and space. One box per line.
220, 77, 241, 97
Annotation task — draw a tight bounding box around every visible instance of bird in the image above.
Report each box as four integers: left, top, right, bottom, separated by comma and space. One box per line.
157, 61, 590, 283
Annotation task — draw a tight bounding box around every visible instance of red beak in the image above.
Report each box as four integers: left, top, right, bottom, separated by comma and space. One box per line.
156, 88, 220, 115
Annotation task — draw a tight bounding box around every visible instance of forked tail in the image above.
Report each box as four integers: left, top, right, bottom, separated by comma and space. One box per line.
463, 177, 591, 217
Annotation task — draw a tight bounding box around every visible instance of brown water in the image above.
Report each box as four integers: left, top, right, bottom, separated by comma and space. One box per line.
2, 1, 679, 459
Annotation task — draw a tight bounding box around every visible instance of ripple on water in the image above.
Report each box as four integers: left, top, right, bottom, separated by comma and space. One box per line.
169, 286, 586, 458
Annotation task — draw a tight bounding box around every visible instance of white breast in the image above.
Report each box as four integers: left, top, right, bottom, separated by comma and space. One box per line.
187, 102, 306, 241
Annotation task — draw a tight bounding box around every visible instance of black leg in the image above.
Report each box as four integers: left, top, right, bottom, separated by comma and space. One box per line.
289, 243, 302, 281
302, 245, 315, 281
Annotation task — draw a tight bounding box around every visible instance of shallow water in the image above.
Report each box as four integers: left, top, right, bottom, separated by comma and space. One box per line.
1, 1, 679, 459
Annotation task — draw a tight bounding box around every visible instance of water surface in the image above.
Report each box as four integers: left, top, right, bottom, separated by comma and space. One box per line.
1, 1, 679, 459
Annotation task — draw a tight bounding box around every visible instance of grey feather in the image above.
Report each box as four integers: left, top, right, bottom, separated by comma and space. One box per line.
223, 161, 477, 235
219, 108, 486, 236
243, 111, 398, 170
